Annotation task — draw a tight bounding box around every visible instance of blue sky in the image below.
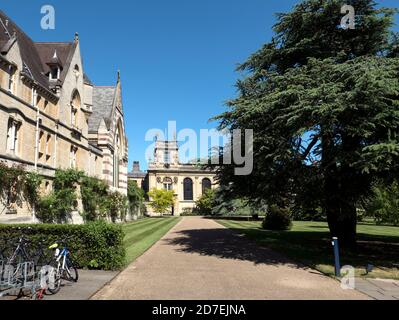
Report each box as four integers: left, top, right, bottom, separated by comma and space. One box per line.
1, 0, 398, 171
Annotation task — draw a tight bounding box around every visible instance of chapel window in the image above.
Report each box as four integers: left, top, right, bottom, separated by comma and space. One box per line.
183, 178, 193, 201
202, 178, 212, 195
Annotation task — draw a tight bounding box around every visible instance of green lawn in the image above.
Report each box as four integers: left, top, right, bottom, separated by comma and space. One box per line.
122, 217, 181, 264
217, 220, 399, 280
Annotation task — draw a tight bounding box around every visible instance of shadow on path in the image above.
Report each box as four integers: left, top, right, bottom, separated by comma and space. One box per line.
165, 227, 307, 269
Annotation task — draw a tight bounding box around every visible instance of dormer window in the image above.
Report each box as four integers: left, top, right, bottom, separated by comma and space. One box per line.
50, 66, 60, 81
47, 50, 62, 81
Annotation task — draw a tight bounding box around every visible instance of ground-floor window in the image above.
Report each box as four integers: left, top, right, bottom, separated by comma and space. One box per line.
202, 178, 212, 195
184, 178, 193, 201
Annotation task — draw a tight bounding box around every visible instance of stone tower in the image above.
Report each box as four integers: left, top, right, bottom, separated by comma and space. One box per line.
153, 139, 179, 166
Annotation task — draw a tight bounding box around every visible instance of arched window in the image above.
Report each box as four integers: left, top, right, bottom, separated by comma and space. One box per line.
202, 178, 212, 195
113, 133, 120, 188
113, 121, 124, 188
183, 178, 193, 201
74, 65, 80, 79
71, 90, 81, 127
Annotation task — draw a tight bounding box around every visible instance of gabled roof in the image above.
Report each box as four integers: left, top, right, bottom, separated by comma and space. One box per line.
89, 86, 116, 132
0, 10, 76, 93
35, 42, 74, 72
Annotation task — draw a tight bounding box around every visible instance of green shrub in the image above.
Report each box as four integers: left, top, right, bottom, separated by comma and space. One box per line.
364, 182, 399, 226
0, 221, 126, 270
127, 180, 145, 216
194, 189, 215, 215
181, 208, 198, 216
148, 189, 175, 214
262, 205, 293, 231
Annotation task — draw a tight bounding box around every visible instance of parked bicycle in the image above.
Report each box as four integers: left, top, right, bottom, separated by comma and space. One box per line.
48, 237, 78, 294
0, 234, 57, 300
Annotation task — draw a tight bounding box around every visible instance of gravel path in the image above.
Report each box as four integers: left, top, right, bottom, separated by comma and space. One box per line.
93, 217, 368, 300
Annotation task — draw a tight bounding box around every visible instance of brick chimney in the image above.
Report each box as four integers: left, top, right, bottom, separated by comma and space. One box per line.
133, 161, 140, 172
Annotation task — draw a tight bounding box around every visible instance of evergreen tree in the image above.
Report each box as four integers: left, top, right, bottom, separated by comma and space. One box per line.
215, 0, 399, 247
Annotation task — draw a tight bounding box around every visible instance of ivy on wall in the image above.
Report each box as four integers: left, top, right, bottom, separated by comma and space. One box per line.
0, 163, 42, 213
0, 163, 133, 224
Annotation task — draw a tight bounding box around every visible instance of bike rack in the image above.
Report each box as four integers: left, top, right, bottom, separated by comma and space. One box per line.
0, 259, 44, 300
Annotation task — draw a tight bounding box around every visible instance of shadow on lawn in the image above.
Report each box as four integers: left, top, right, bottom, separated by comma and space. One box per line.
165, 223, 399, 272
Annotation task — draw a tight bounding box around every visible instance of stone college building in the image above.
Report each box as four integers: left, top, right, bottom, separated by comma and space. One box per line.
0, 10, 128, 223
129, 139, 217, 216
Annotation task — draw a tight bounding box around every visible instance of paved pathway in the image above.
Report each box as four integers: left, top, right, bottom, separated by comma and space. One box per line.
44, 270, 118, 300
355, 278, 399, 300
93, 217, 368, 300
0, 270, 118, 301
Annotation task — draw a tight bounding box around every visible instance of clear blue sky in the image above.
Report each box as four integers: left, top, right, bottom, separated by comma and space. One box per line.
2, 0, 398, 171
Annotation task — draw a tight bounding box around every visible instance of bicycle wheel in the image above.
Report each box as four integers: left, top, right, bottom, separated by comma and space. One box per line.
65, 258, 78, 282
47, 266, 62, 295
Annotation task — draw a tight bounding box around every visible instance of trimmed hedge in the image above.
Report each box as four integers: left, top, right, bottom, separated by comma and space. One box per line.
0, 221, 126, 270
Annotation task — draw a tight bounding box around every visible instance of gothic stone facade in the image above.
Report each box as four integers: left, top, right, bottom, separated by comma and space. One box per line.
0, 10, 128, 223
130, 140, 217, 216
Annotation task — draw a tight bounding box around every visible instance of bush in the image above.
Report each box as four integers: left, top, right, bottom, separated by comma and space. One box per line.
181, 208, 200, 216
262, 205, 293, 231
0, 221, 126, 270
364, 182, 399, 226
148, 189, 175, 214
127, 180, 145, 216
194, 189, 215, 215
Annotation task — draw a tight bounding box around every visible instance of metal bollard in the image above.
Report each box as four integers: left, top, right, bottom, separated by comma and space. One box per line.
332, 237, 341, 277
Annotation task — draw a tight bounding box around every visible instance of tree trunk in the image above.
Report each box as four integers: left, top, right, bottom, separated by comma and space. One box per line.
322, 132, 358, 249
326, 200, 357, 249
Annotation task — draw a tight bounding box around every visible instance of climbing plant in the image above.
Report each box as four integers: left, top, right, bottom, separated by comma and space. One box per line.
36, 169, 83, 224
81, 176, 109, 222
127, 180, 145, 216
0, 163, 42, 212
0, 164, 132, 224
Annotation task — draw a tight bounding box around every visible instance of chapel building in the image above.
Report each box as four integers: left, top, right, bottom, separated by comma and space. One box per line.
129, 139, 217, 216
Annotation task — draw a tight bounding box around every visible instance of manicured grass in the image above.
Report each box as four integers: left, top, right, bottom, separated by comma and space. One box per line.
217, 220, 399, 280
122, 217, 181, 264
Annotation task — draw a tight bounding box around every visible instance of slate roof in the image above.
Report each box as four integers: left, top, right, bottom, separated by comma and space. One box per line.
0, 10, 75, 93
35, 42, 74, 73
0, 39, 7, 51
89, 86, 116, 132
128, 171, 147, 179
